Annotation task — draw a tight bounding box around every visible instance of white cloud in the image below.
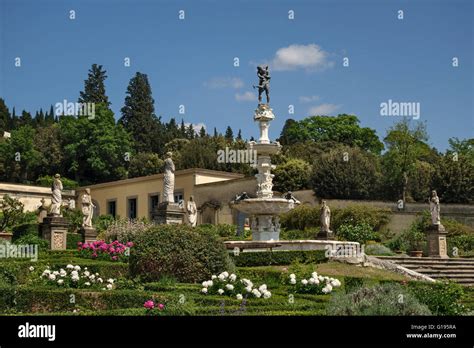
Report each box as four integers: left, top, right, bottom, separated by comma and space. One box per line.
271, 44, 333, 71
203, 77, 243, 89
235, 91, 255, 102
184, 122, 206, 134
299, 95, 320, 103
308, 103, 341, 115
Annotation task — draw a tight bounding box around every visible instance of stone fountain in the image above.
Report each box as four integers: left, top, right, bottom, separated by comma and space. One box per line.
230, 102, 299, 241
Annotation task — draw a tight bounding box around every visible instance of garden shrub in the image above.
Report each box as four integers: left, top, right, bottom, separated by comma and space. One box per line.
12, 223, 38, 242
279, 229, 317, 240
129, 224, 234, 283
14, 233, 49, 251
230, 250, 327, 267
62, 209, 84, 233
336, 222, 379, 244
280, 204, 391, 232
331, 205, 391, 231
67, 233, 83, 250
280, 205, 320, 231
103, 218, 153, 243
343, 277, 365, 294
364, 243, 395, 256
327, 283, 431, 315
448, 234, 474, 257
195, 223, 237, 239
407, 281, 467, 315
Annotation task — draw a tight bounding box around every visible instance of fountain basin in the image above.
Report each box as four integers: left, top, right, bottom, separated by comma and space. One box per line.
230, 198, 297, 215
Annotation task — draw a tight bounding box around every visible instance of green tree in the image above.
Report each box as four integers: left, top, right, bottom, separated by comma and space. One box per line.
382, 120, 429, 203
0, 98, 10, 133
433, 138, 474, 203
224, 126, 234, 143
128, 152, 164, 178
199, 126, 207, 138
310, 146, 381, 199
279, 114, 384, 153
60, 104, 131, 184
119, 72, 159, 153
273, 158, 312, 192
0, 125, 41, 182
33, 124, 64, 177
78, 64, 110, 107
0, 194, 24, 231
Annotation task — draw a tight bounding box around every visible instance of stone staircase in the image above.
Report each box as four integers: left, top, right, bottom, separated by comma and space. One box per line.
378, 256, 474, 286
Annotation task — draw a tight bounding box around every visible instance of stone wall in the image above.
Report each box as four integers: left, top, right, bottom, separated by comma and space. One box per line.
0, 182, 75, 212
291, 189, 474, 233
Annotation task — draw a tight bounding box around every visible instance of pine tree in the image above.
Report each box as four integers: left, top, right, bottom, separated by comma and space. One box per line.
180, 119, 186, 138
199, 126, 206, 137
45, 105, 55, 124
18, 110, 33, 127
213, 127, 218, 138
186, 123, 195, 139
0, 98, 10, 133
78, 64, 110, 107
119, 72, 158, 152
35, 109, 45, 127
225, 126, 234, 142
237, 129, 242, 140
10, 107, 17, 129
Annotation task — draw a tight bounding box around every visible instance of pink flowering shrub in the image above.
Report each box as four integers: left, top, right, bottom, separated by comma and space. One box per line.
78, 240, 133, 262
143, 300, 165, 315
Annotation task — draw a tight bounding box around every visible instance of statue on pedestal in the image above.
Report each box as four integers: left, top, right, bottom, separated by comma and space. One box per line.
430, 190, 441, 225
187, 195, 197, 227
163, 152, 175, 203
320, 201, 332, 233
253, 65, 271, 104
81, 188, 95, 228
49, 174, 63, 216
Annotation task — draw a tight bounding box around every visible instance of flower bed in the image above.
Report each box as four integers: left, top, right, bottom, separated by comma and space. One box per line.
201, 271, 271, 299
78, 240, 133, 262
37, 264, 116, 290
287, 272, 341, 294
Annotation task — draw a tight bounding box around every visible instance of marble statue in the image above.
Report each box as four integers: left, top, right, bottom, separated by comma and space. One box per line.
81, 188, 95, 228
320, 200, 332, 232
163, 152, 175, 203
68, 198, 76, 210
37, 198, 48, 223
253, 65, 271, 104
49, 174, 63, 216
430, 190, 441, 225
187, 195, 197, 227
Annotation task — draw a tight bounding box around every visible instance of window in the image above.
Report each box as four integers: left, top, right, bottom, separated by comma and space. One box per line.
127, 197, 137, 219
149, 194, 159, 219
174, 191, 184, 203
107, 200, 116, 218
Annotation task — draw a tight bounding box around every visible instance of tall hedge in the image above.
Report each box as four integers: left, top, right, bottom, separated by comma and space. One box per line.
129, 224, 234, 283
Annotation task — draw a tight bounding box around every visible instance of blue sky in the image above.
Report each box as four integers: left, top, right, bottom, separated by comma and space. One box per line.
0, 0, 472, 151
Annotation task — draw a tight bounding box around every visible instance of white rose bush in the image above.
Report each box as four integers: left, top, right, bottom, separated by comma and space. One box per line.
39, 264, 115, 290
288, 271, 341, 295
201, 271, 271, 300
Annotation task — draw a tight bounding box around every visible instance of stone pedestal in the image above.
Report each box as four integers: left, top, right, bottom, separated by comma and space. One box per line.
426, 224, 448, 259
39, 215, 69, 250
0, 232, 13, 243
152, 202, 185, 225
79, 227, 97, 243
316, 229, 335, 240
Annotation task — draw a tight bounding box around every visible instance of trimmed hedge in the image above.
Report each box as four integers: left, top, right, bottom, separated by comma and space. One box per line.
0, 285, 170, 313
67, 233, 83, 249
129, 224, 235, 283
12, 223, 38, 242
230, 250, 327, 267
